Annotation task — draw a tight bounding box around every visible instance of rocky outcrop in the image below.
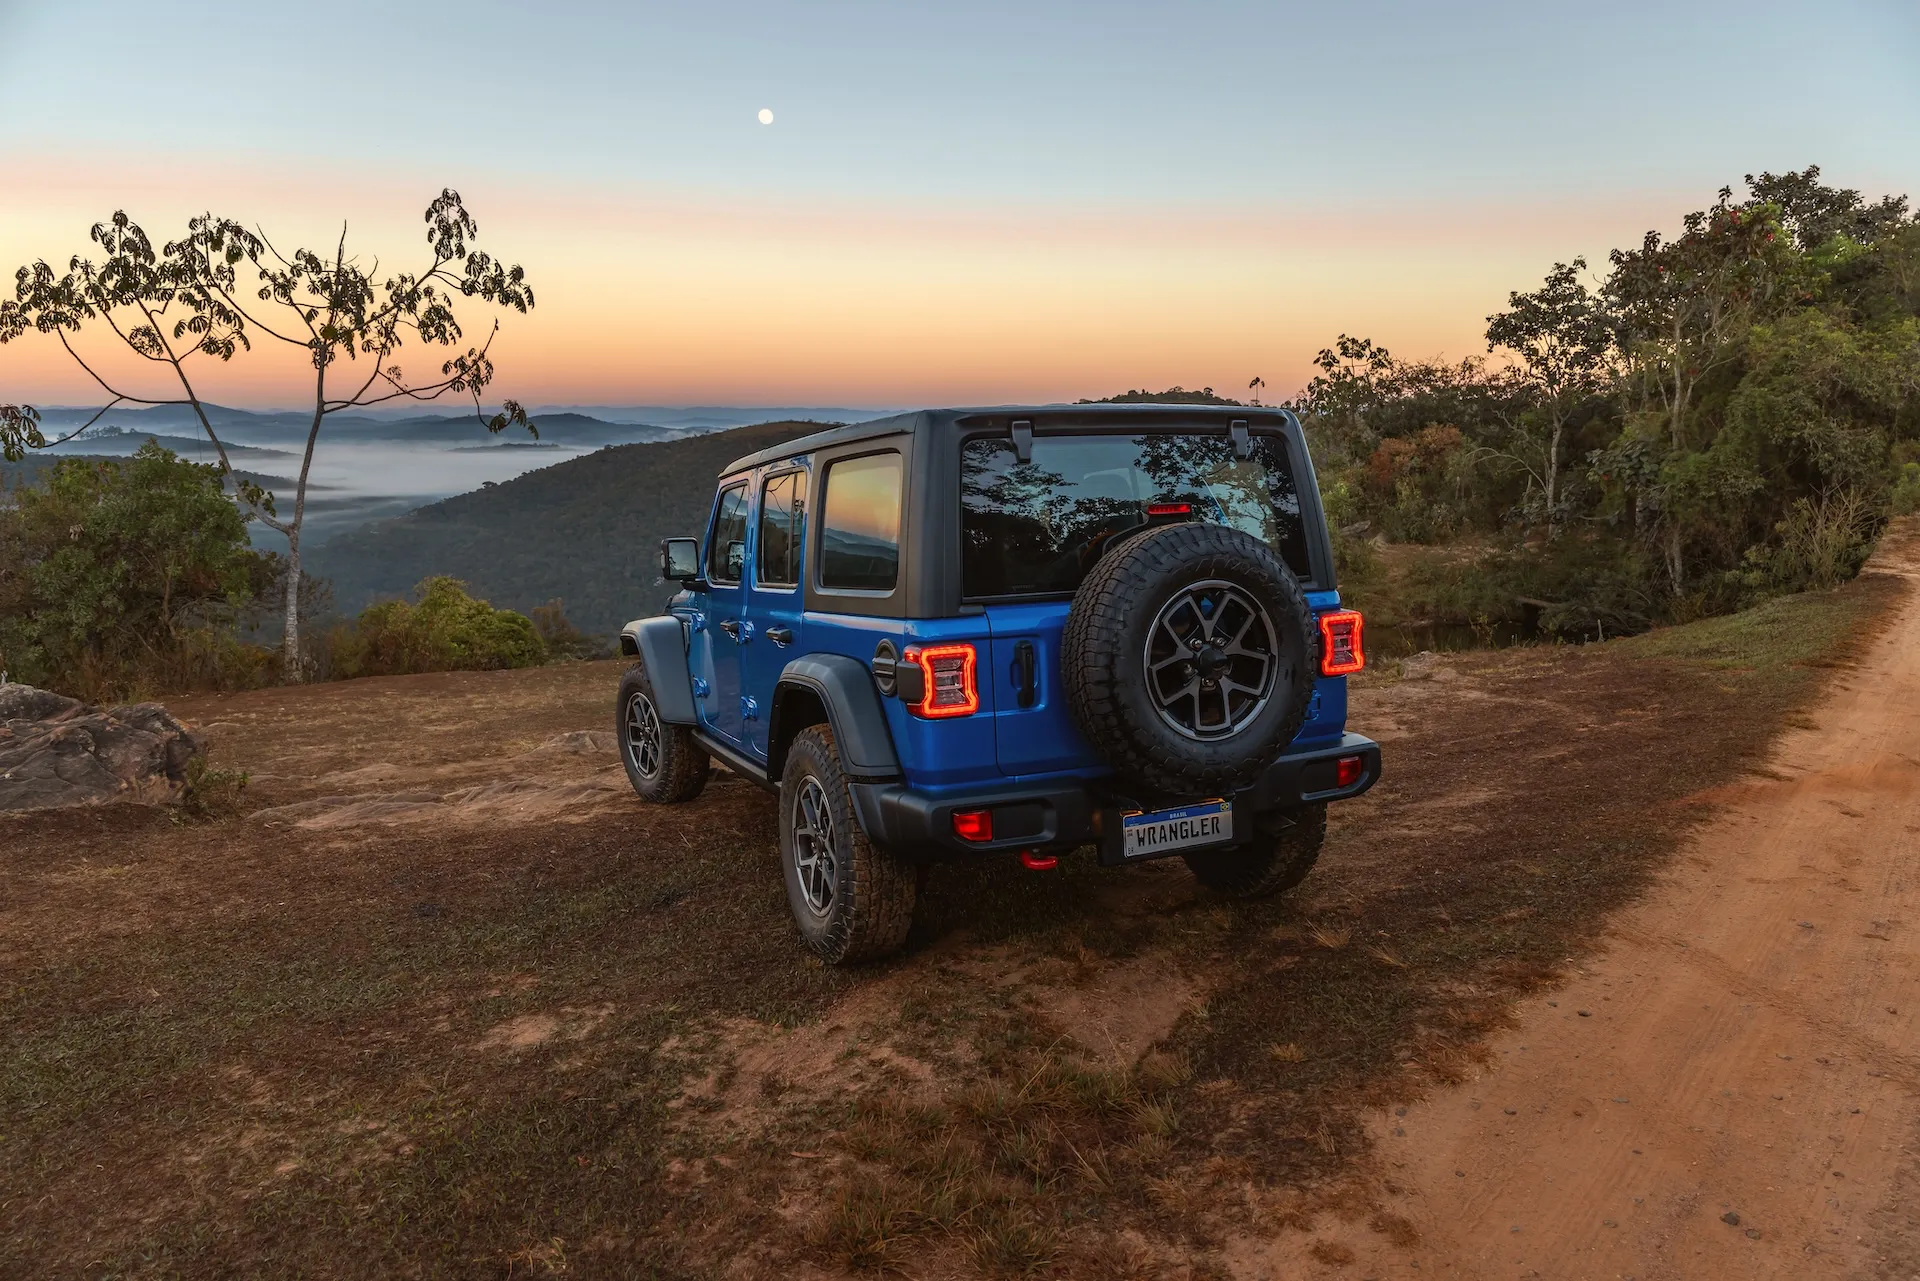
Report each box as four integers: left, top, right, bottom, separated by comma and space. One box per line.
0, 684, 201, 812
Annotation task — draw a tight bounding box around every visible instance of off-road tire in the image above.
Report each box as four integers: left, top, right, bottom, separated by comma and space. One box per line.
779, 724, 917, 965
616, 662, 710, 803
1062, 522, 1317, 795
1183, 804, 1326, 899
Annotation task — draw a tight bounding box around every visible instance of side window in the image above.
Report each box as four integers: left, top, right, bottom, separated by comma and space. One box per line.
818, 452, 902, 592
707, 483, 749, 584
756, 470, 807, 588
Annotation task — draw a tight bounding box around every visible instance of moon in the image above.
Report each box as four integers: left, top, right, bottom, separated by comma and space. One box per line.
757, 108, 774, 125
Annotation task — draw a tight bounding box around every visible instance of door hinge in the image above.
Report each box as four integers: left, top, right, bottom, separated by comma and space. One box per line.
692, 677, 710, 698
740, 695, 759, 721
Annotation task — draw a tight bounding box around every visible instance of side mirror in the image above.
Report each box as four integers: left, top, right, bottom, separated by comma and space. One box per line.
660, 537, 701, 584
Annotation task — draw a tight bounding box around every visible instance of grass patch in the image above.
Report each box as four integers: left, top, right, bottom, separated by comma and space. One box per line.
0, 556, 1907, 1277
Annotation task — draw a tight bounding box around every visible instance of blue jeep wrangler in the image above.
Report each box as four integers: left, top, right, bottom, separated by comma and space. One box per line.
617, 406, 1379, 963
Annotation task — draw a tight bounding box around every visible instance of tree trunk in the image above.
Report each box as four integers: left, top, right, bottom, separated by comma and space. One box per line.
281, 532, 302, 681
1666, 527, 1685, 592
281, 366, 328, 684
1545, 413, 1564, 539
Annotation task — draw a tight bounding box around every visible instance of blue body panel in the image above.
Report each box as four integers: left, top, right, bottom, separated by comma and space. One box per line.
673, 453, 1353, 794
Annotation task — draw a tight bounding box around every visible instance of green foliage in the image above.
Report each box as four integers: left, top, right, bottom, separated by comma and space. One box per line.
0, 443, 278, 700
1892, 461, 1920, 515
528, 599, 610, 661
1078, 386, 1245, 405
323, 577, 546, 679
170, 758, 251, 825
1296, 165, 1920, 635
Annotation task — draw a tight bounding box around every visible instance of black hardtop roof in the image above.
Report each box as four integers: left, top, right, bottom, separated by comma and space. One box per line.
718, 403, 1300, 477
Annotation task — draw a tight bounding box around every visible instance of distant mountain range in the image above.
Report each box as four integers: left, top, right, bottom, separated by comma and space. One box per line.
30, 402, 893, 446
308, 420, 824, 633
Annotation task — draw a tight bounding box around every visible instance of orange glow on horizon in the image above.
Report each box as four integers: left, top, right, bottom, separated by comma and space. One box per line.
0, 149, 1701, 410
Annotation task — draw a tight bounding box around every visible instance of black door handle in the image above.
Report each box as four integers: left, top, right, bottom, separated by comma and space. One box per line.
718, 619, 741, 639
1013, 640, 1037, 708
765, 625, 794, 646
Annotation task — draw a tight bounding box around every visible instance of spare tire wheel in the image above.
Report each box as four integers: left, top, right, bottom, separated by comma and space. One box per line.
1062, 522, 1316, 795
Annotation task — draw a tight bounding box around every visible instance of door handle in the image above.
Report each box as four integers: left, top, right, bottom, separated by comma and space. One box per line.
718, 619, 742, 640
1013, 640, 1037, 708
765, 625, 794, 646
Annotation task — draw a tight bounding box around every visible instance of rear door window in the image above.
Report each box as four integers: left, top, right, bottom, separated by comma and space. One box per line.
757, 470, 807, 588
960, 433, 1311, 598
819, 452, 902, 592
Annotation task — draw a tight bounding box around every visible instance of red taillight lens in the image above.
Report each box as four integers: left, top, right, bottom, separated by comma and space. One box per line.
952, 809, 993, 842
904, 643, 979, 718
1318, 609, 1365, 676
1146, 502, 1192, 517
1335, 754, 1364, 788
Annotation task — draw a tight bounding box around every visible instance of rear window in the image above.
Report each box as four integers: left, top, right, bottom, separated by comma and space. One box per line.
819, 452, 902, 592
960, 433, 1311, 598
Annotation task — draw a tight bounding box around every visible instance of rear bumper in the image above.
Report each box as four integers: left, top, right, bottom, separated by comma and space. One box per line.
848, 732, 1380, 862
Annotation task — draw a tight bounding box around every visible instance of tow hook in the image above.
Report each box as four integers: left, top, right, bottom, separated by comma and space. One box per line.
1019, 850, 1057, 871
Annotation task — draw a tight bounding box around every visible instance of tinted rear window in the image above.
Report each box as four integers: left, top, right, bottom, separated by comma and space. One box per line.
961, 433, 1311, 598
819, 452, 902, 592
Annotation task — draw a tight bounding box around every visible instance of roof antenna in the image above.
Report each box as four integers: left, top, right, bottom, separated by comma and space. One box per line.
1011, 419, 1034, 463
1229, 419, 1252, 459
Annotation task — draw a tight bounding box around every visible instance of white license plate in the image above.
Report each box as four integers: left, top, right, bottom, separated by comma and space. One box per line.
1121, 799, 1233, 859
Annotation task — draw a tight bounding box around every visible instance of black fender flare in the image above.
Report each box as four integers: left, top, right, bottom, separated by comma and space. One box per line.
770, 654, 901, 783
619, 616, 698, 725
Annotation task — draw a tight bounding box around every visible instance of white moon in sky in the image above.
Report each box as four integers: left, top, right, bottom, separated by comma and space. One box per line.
757, 108, 774, 125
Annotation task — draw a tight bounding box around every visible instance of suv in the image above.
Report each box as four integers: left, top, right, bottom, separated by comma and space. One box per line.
617, 406, 1379, 963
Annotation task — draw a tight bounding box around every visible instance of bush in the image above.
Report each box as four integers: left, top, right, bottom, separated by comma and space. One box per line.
323, 577, 547, 678
1892, 461, 1920, 515
0, 444, 279, 701
529, 599, 610, 661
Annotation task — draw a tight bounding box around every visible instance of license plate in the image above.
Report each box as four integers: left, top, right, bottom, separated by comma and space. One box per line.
1121, 799, 1233, 859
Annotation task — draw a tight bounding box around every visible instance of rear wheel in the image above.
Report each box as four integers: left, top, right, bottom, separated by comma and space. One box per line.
616, 663, 710, 803
1183, 804, 1326, 900
780, 724, 916, 964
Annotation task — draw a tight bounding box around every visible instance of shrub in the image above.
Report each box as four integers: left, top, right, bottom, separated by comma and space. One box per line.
529, 599, 610, 661
0, 444, 279, 701
324, 577, 546, 678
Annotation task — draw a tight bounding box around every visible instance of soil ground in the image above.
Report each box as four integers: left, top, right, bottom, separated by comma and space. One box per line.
1, 529, 1914, 1279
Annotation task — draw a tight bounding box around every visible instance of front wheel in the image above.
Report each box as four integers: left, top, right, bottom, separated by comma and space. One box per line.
779, 725, 916, 964
1183, 804, 1326, 900
617, 663, 710, 803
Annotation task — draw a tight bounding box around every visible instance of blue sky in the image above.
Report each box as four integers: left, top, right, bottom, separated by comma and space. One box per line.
1, 0, 1916, 404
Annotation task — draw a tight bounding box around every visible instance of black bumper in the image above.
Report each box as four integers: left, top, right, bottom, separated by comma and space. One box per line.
848, 732, 1381, 863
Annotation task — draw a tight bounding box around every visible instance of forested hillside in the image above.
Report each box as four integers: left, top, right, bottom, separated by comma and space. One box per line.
307, 421, 823, 633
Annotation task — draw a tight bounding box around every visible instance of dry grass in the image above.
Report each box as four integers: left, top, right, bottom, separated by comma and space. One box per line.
0, 563, 1907, 1278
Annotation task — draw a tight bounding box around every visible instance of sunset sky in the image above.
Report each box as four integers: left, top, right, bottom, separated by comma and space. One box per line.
2, 0, 1916, 410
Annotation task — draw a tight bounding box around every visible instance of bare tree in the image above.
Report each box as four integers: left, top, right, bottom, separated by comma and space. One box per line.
0, 190, 534, 678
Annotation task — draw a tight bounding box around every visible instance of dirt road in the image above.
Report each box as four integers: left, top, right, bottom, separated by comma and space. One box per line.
1273, 539, 1920, 1279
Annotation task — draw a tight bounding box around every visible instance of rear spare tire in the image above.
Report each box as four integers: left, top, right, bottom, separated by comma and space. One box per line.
1062, 522, 1316, 795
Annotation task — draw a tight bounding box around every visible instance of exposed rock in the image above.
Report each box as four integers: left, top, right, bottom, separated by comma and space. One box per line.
1399, 650, 1444, 680
0, 683, 201, 812
536, 729, 616, 755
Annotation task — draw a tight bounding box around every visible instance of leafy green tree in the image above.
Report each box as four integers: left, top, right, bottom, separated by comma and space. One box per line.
324, 576, 545, 678
0, 443, 276, 698
1485, 258, 1612, 536
0, 190, 535, 680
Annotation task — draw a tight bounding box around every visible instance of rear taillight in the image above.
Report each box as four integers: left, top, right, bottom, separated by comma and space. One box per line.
1318, 609, 1365, 676
952, 809, 993, 841
1335, 755, 1364, 788
904, 643, 979, 718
